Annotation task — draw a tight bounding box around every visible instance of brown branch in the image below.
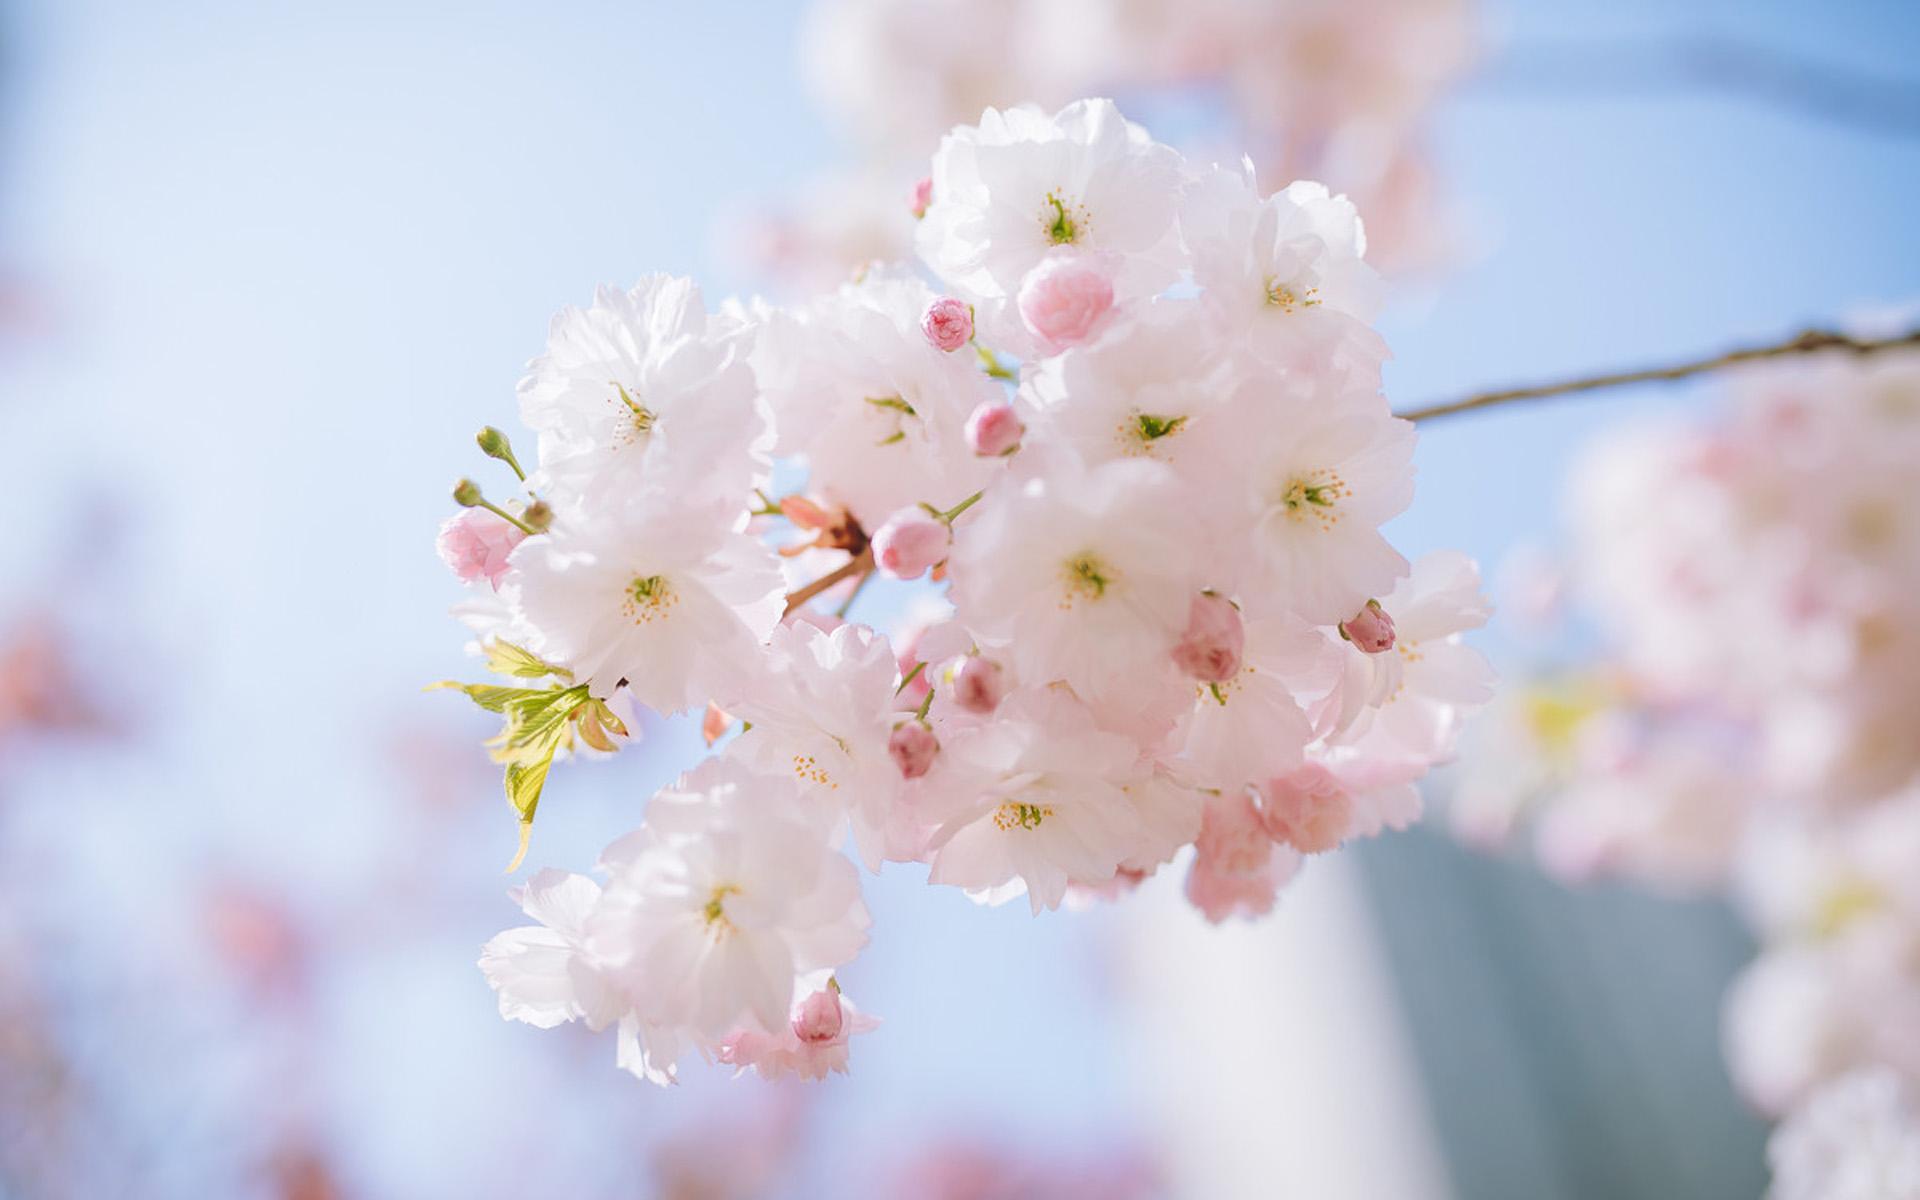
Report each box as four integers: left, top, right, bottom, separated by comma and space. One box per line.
782, 547, 874, 617
1400, 328, 1920, 424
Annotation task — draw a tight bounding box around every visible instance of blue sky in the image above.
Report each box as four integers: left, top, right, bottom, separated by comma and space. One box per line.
2, 0, 1916, 1194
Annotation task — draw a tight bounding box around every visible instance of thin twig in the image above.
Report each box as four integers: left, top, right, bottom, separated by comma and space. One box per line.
1400, 327, 1920, 424
782, 548, 874, 617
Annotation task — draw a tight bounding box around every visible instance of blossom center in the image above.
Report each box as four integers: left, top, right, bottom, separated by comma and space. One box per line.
1277, 469, 1350, 531
611, 382, 657, 444
622, 574, 679, 624
1119, 410, 1187, 455
792, 751, 838, 789
1059, 552, 1116, 607
1264, 277, 1321, 312
1041, 192, 1087, 245
1201, 667, 1253, 706
703, 884, 741, 935
992, 801, 1055, 831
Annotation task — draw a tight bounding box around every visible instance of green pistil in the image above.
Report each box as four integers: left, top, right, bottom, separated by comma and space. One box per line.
1045, 193, 1078, 245
703, 884, 739, 928
628, 574, 668, 603
1135, 412, 1187, 442
1288, 483, 1337, 510
614, 383, 656, 432
1065, 554, 1110, 598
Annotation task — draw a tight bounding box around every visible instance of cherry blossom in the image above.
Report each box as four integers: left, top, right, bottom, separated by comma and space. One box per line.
442, 96, 1492, 1088
516, 275, 767, 509
436, 508, 526, 588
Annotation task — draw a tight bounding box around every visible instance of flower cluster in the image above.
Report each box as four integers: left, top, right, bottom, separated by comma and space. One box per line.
749, 0, 1472, 289
439, 99, 1491, 1086
1451, 347, 1920, 1171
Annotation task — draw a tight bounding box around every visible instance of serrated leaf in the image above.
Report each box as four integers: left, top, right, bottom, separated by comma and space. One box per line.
484, 640, 571, 681
572, 699, 628, 754
427, 680, 539, 713
496, 685, 590, 758
505, 754, 552, 825
433, 670, 601, 873
502, 753, 554, 873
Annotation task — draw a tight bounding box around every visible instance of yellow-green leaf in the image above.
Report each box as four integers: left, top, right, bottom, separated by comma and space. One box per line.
484, 640, 571, 681
427, 680, 542, 713
502, 752, 554, 873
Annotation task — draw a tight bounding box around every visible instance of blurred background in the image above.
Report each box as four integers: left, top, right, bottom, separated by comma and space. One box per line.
1, 0, 1916, 1196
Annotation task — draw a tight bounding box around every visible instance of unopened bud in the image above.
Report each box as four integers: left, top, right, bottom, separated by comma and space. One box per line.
872, 508, 951, 580
1194, 789, 1270, 874
888, 721, 940, 780
452, 478, 483, 508
436, 507, 526, 587
921, 297, 973, 352
908, 176, 933, 219
951, 656, 1008, 714
1261, 764, 1353, 854
792, 987, 845, 1044
965, 401, 1024, 457
1171, 593, 1244, 683
522, 498, 554, 532
1339, 600, 1396, 654
1017, 255, 1114, 349
476, 426, 528, 481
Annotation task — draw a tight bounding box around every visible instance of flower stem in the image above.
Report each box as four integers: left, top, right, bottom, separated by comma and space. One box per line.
940, 490, 984, 524
894, 661, 926, 696
1400, 327, 1920, 423
974, 343, 1017, 382
782, 547, 874, 618
479, 500, 537, 536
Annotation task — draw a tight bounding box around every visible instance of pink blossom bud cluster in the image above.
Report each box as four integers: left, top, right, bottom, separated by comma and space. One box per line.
1447, 348, 1920, 1166
444, 99, 1492, 1089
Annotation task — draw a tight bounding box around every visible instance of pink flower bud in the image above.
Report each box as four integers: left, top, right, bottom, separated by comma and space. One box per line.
908, 176, 933, 219
1017, 256, 1114, 349
871, 508, 951, 580
1262, 764, 1353, 854
921, 297, 973, 352
792, 988, 845, 1044
888, 721, 939, 779
951, 656, 1008, 714
1171, 593, 1244, 683
436, 508, 526, 588
1340, 600, 1396, 654
965, 401, 1024, 457
1195, 790, 1270, 874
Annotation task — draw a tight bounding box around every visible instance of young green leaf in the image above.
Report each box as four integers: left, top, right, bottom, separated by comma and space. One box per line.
484, 640, 572, 680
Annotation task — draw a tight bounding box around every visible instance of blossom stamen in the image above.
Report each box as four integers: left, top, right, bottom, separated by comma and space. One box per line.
992, 801, 1054, 831
1278, 469, 1351, 530
611, 382, 657, 444
1060, 553, 1116, 607
622, 574, 679, 624
1264, 278, 1322, 312
1042, 191, 1086, 245
792, 752, 836, 788
1119, 411, 1187, 455
703, 884, 740, 935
